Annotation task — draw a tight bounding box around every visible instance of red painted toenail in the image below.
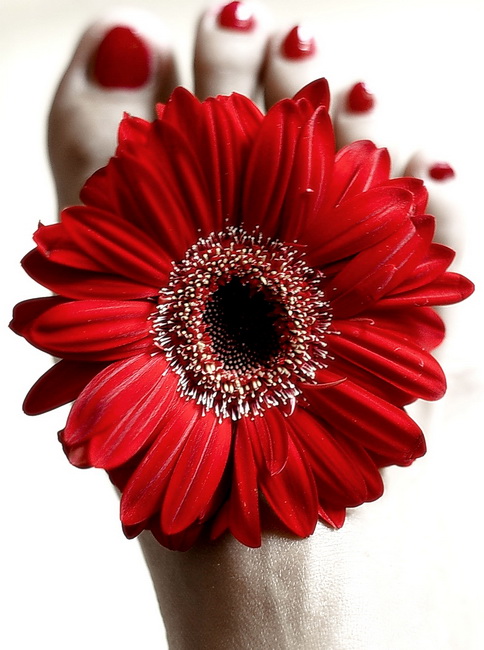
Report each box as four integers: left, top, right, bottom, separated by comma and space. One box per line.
346, 82, 375, 113
281, 26, 316, 59
428, 162, 455, 181
217, 2, 256, 31
92, 26, 152, 89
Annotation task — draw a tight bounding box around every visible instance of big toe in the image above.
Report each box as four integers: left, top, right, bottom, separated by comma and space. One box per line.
48, 8, 178, 209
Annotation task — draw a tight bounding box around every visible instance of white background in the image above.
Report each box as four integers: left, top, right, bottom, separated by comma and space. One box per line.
1, 0, 483, 648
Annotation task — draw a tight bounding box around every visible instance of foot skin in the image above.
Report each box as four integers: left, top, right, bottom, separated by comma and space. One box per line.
48, 7, 178, 209
47, 3, 473, 649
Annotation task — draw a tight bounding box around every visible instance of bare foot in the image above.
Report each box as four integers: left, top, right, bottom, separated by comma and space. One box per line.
19, 2, 479, 649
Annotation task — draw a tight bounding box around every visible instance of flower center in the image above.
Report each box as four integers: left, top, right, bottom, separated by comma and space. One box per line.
204, 276, 280, 372
152, 227, 331, 420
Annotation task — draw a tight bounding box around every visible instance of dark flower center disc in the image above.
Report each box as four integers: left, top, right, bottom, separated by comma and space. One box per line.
153, 227, 331, 420
204, 276, 281, 372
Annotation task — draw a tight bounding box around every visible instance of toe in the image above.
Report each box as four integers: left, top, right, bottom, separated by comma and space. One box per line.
48, 8, 178, 209
194, 1, 270, 101
263, 24, 323, 108
334, 81, 377, 148
334, 81, 420, 175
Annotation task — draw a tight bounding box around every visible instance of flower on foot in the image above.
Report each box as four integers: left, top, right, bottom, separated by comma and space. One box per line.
10, 79, 474, 550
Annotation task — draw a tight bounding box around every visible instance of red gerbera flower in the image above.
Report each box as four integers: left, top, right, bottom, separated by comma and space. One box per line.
11, 79, 473, 550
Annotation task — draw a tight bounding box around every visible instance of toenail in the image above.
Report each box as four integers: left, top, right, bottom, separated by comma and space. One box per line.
428, 162, 455, 181
281, 26, 316, 59
346, 82, 375, 113
91, 26, 152, 89
217, 1, 256, 31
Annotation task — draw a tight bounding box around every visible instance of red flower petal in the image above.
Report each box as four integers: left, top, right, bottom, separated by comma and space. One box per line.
158, 86, 202, 132
162, 89, 263, 231
121, 399, 200, 526
328, 354, 416, 408
209, 500, 231, 542
242, 99, 308, 237
292, 78, 331, 111
79, 165, 117, 211
117, 113, 151, 150
112, 136, 214, 258
278, 106, 335, 242
227, 420, 261, 547
306, 370, 426, 465
23, 359, 109, 415
222, 93, 265, 137
328, 217, 430, 317
386, 177, 428, 214
63, 355, 170, 457
84, 363, 179, 469
151, 119, 219, 238
193, 97, 256, 230
34, 222, 115, 273
380, 271, 475, 307
10, 296, 65, 336
22, 249, 159, 300
109, 154, 201, 260
288, 408, 383, 506
253, 429, 319, 538
318, 505, 346, 528
23, 299, 154, 360
331, 434, 384, 503
388, 243, 455, 295
366, 307, 445, 351
307, 186, 413, 266
189, 100, 250, 231
326, 140, 391, 207
149, 519, 204, 551
250, 407, 289, 475
161, 414, 232, 534
62, 205, 172, 286
329, 319, 446, 400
